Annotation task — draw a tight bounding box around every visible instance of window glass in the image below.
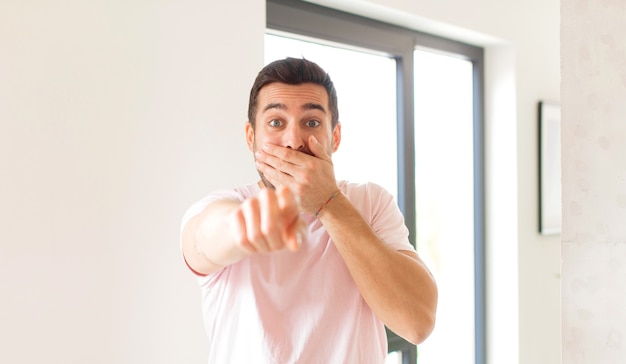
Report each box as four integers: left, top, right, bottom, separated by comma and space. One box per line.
414, 48, 475, 364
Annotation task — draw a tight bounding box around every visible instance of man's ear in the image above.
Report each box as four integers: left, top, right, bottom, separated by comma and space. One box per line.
332, 122, 341, 152
245, 122, 254, 152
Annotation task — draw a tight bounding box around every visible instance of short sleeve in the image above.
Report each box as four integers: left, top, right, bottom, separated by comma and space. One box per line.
369, 183, 416, 253
343, 181, 416, 253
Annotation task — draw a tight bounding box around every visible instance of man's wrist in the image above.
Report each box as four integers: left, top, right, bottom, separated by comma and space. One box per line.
315, 190, 342, 218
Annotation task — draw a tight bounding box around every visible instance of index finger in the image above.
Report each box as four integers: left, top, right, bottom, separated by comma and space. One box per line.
276, 185, 301, 215
276, 186, 306, 251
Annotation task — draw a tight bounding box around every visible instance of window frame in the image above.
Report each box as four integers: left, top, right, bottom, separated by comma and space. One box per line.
266, 1, 486, 363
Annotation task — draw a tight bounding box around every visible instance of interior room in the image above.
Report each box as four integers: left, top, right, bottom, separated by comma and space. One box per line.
1, 0, 623, 363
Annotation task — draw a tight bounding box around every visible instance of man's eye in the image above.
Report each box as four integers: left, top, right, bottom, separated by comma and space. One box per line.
268, 119, 282, 127
305, 120, 320, 127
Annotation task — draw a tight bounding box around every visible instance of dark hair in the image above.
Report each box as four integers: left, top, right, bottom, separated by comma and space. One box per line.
247, 57, 339, 129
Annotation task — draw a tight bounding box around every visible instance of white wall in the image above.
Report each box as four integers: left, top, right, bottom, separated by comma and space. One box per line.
561, 0, 626, 362
0, 0, 560, 363
0, 1, 262, 363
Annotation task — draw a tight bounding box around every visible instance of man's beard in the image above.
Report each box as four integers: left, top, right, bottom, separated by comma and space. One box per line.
258, 171, 276, 190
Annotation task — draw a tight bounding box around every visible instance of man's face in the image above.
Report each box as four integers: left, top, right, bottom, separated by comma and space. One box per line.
246, 82, 341, 189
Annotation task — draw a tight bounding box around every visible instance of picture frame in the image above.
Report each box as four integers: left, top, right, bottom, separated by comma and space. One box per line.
538, 101, 561, 235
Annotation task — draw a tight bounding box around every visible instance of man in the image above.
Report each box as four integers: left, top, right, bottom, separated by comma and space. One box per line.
181, 57, 437, 363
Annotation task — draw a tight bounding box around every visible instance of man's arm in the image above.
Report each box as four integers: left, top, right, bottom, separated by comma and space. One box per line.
318, 192, 437, 344
181, 187, 304, 275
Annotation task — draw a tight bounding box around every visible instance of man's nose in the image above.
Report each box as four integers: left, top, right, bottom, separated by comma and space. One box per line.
283, 124, 306, 150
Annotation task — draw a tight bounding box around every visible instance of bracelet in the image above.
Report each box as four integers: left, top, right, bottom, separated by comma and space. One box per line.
315, 190, 341, 218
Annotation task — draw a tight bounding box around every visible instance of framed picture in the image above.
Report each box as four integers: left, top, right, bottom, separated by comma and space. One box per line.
538, 101, 561, 235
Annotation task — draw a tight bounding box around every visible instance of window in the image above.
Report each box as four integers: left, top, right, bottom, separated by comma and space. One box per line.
267, 1, 485, 363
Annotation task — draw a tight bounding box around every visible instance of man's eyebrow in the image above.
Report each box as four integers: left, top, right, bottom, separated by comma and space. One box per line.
263, 102, 286, 113
302, 102, 326, 114
262, 102, 327, 114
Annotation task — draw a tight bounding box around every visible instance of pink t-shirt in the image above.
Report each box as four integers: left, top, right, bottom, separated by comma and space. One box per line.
181, 181, 415, 363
